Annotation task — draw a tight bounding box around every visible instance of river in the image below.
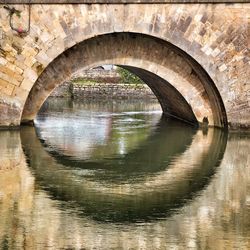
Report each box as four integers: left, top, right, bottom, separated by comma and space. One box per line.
0, 98, 249, 249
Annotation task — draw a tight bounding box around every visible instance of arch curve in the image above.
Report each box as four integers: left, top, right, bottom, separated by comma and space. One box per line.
21, 32, 227, 128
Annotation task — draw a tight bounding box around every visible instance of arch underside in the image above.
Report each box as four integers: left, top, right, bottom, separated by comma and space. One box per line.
21, 33, 227, 128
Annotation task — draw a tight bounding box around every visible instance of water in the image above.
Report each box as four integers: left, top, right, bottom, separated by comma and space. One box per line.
0, 98, 249, 249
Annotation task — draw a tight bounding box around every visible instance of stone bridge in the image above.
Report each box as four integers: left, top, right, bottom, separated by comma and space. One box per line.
0, 0, 249, 130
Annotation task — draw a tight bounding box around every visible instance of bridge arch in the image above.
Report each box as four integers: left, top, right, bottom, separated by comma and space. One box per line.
21, 32, 227, 128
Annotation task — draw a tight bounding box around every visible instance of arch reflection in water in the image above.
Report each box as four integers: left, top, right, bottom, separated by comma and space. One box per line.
21, 99, 227, 223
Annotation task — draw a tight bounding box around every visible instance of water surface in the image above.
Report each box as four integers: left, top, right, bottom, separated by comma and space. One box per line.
0, 98, 249, 249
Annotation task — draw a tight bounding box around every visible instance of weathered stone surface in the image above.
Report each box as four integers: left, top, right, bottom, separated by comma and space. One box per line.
50, 81, 71, 97
0, 3, 249, 130
73, 69, 122, 84
71, 82, 156, 99
21, 33, 216, 127
51, 69, 157, 99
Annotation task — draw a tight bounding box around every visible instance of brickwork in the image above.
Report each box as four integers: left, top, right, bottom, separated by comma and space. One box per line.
0, 3, 249, 129
73, 69, 121, 83
50, 81, 71, 97
51, 69, 156, 99
71, 82, 156, 99
21, 34, 209, 126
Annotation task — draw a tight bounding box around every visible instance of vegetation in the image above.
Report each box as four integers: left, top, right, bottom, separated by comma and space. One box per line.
72, 78, 97, 85
116, 67, 145, 85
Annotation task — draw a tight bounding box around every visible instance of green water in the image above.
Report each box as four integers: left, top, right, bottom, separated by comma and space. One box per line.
0, 98, 249, 249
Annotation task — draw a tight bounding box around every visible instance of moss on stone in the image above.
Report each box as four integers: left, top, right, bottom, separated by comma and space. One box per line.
72, 78, 97, 85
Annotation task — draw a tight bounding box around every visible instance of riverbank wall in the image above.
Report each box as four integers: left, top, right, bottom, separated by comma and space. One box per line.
51, 69, 156, 100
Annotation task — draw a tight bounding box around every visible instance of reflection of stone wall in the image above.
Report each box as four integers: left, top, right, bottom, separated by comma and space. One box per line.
0, 131, 23, 171
0, 130, 250, 249
170, 136, 250, 250
0, 131, 35, 250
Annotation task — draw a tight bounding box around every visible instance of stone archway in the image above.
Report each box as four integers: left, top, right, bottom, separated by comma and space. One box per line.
21, 33, 227, 128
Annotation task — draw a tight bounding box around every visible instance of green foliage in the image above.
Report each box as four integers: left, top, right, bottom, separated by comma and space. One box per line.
116, 67, 144, 85
72, 78, 97, 85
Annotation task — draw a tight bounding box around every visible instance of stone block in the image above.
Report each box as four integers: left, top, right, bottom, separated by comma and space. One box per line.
20, 78, 34, 91
0, 71, 20, 86
0, 58, 7, 66
12, 86, 29, 102
0, 98, 21, 127
23, 68, 38, 82
0, 79, 15, 96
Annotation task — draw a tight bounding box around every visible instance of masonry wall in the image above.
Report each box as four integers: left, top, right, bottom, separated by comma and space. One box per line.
51, 69, 156, 99
71, 82, 156, 99
0, 3, 249, 129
